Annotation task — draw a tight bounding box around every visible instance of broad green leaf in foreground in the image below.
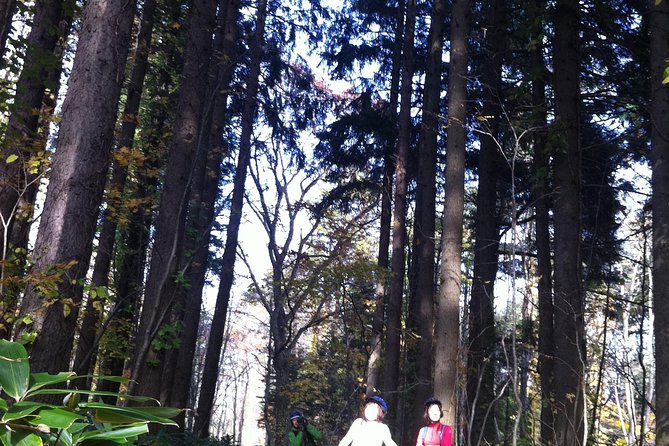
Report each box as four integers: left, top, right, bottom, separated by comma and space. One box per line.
29, 408, 84, 429
75, 423, 148, 443
2, 401, 49, 422
78, 403, 179, 426
28, 373, 77, 394
0, 428, 43, 446
0, 339, 30, 400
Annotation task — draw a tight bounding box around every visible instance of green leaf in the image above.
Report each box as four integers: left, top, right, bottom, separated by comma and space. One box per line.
5, 154, 18, 164
30, 408, 84, 429
78, 404, 178, 426
663, 66, 669, 85
2, 401, 49, 422
0, 429, 43, 446
28, 373, 77, 394
54, 427, 73, 446
75, 423, 148, 442
0, 340, 30, 401
66, 423, 88, 436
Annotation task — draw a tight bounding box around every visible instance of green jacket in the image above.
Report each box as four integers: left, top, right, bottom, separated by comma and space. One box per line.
288, 423, 323, 446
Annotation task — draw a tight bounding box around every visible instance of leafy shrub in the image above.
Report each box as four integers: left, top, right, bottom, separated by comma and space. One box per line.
0, 339, 179, 445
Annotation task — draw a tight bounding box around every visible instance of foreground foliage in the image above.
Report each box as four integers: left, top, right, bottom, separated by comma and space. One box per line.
0, 340, 179, 445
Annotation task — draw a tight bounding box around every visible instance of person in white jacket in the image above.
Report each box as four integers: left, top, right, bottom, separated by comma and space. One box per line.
338, 395, 398, 446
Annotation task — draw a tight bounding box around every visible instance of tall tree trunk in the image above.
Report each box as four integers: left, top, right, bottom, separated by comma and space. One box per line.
0, 3, 73, 339
14, 0, 136, 374
7, 8, 72, 253
166, 0, 240, 414
95, 20, 179, 399
193, 0, 267, 436
529, 0, 555, 442
650, 0, 669, 443
382, 0, 415, 433
130, 0, 219, 399
467, 2, 502, 443
435, 0, 472, 430
408, 0, 446, 437
552, 0, 584, 444
0, 0, 67, 241
365, 0, 403, 398
96, 113, 165, 402
0, 0, 70, 297
72, 0, 157, 379
154, 0, 232, 394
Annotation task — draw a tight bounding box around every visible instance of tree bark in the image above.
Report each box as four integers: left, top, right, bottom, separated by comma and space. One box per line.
435, 0, 472, 429
7, 8, 73, 253
365, 0, 403, 398
552, 0, 584, 444
14, 0, 136, 374
166, 0, 240, 415
0, 1, 73, 339
0, 0, 71, 292
408, 0, 446, 437
650, 0, 669, 443
467, 2, 502, 443
72, 0, 157, 379
130, 0, 219, 399
382, 0, 415, 433
193, 0, 267, 436
529, 0, 555, 442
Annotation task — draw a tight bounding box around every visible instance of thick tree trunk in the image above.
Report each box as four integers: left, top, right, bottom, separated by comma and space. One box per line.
552, 1, 584, 444
435, 0, 472, 429
408, 0, 446, 437
7, 7, 73, 254
0, 0, 72, 290
166, 0, 240, 414
529, 1, 555, 441
14, 0, 136, 374
382, 0, 415, 433
650, 0, 669, 443
72, 0, 157, 379
193, 0, 267, 436
0, 0, 69, 285
365, 0, 403, 398
467, 2, 502, 443
0, 2, 73, 339
130, 0, 219, 399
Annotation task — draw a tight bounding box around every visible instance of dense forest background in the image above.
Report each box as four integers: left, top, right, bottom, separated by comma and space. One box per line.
0, 0, 667, 444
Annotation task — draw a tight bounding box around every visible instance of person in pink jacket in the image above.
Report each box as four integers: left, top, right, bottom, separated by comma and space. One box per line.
415, 397, 453, 446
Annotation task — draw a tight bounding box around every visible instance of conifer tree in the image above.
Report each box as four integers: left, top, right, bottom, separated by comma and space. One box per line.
14, 0, 136, 374
436, 0, 472, 429
650, 0, 669, 442
131, 0, 219, 399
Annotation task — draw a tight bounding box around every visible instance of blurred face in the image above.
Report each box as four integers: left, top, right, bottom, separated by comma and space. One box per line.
291, 418, 300, 428
364, 402, 381, 421
427, 404, 441, 422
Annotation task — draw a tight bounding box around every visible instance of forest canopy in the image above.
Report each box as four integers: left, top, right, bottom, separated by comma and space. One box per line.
0, 0, 667, 445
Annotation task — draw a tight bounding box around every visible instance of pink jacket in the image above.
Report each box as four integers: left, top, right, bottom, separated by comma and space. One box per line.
415, 423, 453, 446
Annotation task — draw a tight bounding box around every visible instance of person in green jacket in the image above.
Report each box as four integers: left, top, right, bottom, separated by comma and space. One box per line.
288, 410, 323, 446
